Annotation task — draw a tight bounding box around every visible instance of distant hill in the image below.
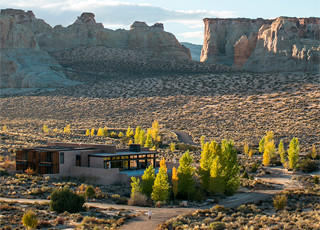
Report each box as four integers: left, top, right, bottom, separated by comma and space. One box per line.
181, 42, 202, 61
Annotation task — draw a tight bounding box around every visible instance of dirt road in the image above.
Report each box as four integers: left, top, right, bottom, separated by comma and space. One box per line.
172, 130, 199, 146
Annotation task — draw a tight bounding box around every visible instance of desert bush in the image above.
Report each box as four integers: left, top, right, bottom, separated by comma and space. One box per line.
212, 205, 228, 212
54, 216, 65, 225
128, 192, 149, 206
299, 158, 317, 173
237, 204, 251, 213
50, 186, 86, 213
314, 175, 319, 184
242, 170, 249, 179
85, 185, 95, 198
116, 217, 126, 226
251, 163, 260, 173
1, 226, 11, 230
29, 188, 43, 195
37, 220, 51, 228
273, 194, 287, 211
209, 222, 226, 230
172, 221, 183, 227
22, 210, 38, 229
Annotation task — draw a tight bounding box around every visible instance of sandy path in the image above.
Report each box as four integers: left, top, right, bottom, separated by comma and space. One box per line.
173, 130, 199, 146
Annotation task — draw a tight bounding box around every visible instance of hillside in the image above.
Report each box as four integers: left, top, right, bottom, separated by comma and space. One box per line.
181, 42, 202, 61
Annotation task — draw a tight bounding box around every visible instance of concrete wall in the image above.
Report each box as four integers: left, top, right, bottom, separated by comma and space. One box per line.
59, 150, 81, 175
90, 157, 104, 168
80, 149, 102, 167
68, 166, 128, 185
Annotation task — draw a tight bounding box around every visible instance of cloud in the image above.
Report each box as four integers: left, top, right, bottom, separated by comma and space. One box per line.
0, 0, 237, 29
179, 31, 204, 38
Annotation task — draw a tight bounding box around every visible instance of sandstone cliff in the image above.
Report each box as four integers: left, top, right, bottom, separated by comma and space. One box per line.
0, 10, 78, 88
201, 17, 320, 72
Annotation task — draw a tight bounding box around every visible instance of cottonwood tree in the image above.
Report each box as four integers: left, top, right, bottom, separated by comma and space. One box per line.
134, 126, 141, 144
141, 165, 155, 197
171, 167, 178, 199
244, 142, 249, 155
126, 126, 132, 137
160, 158, 167, 172
261, 131, 275, 166
311, 145, 317, 159
151, 167, 170, 202
151, 120, 160, 142
145, 133, 153, 148
288, 137, 299, 169
279, 140, 286, 164
90, 128, 95, 136
97, 127, 103, 136
103, 127, 108, 136
139, 130, 145, 146
130, 177, 141, 197
86, 129, 90, 136
178, 151, 195, 199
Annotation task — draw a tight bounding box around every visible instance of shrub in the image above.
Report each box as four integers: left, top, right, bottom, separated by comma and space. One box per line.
85, 185, 95, 198
212, 205, 228, 212
251, 163, 260, 173
299, 158, 317, 173
273, 194, 287, 211
172, 221, 183, 227
37, 220, 51, 228
127, 192, 149, 206
209, 222, 226, 230
314, 175, 319, 184
242, 170, 249, 179
22, 210, 38, 229
237, 204, 251, 213
50, 186, 86, 213
55, 216, 65, 225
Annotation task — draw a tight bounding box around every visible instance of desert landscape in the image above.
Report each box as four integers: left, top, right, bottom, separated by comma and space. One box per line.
0, 4, 319, 230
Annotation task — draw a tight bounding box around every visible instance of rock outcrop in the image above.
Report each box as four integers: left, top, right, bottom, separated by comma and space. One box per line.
201, 17, 320, 72
0, 10, 78, 88
0, 9, 195, 89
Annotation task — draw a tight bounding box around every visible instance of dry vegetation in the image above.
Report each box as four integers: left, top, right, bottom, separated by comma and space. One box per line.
0, 72, 319, 156
158, 185, 320, 230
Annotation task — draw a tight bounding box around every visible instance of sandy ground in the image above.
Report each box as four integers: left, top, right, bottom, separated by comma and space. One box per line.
0, 167, 309, 230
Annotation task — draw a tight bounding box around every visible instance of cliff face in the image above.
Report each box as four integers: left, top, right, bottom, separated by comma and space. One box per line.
201, 17, 320, 72
2, 9, 191, 60
0, 9, 193, 89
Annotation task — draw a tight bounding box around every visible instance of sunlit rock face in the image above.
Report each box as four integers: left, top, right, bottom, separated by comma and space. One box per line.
201, 17, 320, 72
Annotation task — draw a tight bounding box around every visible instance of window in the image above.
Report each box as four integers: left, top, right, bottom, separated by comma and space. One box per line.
60, 152, 64, 164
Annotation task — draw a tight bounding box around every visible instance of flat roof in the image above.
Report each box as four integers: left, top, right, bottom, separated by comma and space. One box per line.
17, 147, 94, 152
89, 151, 156, 157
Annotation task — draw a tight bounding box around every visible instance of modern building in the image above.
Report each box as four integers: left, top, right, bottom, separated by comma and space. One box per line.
15, 142, 158, 185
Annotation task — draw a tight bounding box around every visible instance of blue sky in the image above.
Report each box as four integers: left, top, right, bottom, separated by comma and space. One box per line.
1, 0, 319, 44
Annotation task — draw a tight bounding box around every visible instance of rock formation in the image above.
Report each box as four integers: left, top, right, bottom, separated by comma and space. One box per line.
201, 17, 320, 72
0, 9, 195, 89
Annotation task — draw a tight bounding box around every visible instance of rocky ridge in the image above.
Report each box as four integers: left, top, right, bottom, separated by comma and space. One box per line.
201, 17, 320, 72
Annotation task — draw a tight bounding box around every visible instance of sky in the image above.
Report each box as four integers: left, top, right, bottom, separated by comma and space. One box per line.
1, 0, 319, 44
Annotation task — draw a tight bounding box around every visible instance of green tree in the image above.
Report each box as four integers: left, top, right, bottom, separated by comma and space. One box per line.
178, 151, 195, 199
288, 137, 299, 169
151, 167, 170, 202
209, 156, 225, 194
172, 167, 178, 199
22, 210, 38, 229
126, 126, 132, 137
103, 127, 108, 136
130, 177, 141, 197
220, 140, 240, 195
279, 140, 286, 164
259, 137, 265, 153
139, 130, 145, 146
145, 133, 153, 148
140, 165, 155, 197
134, 126, 141, 144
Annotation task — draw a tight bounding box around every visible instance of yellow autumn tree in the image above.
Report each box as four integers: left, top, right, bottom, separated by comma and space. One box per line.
151, 121, 160, 142
90, 128, 95, 136
97, 127, 103, 136
86, 129, 90, 136
172, 167, 178, 199
160, 158, 167, 172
